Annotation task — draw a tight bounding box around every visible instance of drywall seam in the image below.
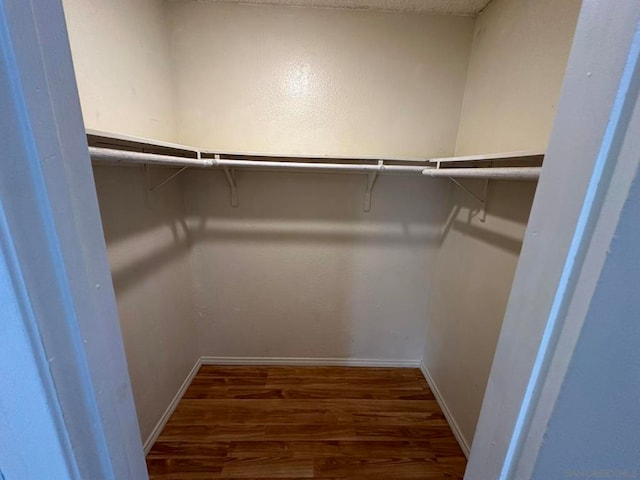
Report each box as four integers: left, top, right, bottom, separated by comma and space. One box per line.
142, 357, 202, 455
419, 362, 471, 458
200, 356, 421, 367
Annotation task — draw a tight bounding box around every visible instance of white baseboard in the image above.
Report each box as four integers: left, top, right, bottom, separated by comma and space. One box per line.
143, 357, 202, 455
200, 356, 421, 368
419, 362, 471, 458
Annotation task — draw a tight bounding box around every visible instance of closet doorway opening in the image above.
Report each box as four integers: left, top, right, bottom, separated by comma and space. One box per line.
3, 0, 639, 479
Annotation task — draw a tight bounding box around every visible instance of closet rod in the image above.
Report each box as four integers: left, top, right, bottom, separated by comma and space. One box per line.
88, 146, 541, 179
88, 147, 426, 173
88, 147, 211, 167
212, 159, 426, 173
424, 166, 541, 181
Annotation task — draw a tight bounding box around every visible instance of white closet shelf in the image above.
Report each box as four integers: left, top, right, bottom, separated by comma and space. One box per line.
86, 129, 430, 164
429, 150, 544, 164
86, 129, 544, 181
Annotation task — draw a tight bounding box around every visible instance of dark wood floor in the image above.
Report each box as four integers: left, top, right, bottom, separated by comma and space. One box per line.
146, 366, 467, 479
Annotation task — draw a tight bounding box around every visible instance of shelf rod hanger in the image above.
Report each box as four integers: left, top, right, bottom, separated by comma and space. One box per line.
363, 161, 382, 212
449, 177, 485, 205
448, 177, 491, 223
148, 166, 188, 192
221, 155, 239, 208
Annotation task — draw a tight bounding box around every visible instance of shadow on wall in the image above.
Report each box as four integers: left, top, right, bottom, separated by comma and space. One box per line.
93, 166, 451, 293
440, 178, 538, 254
92, 163, 536, 368
182, 169, 451, 361
185, 171, 447, 246
92, 166, 192, 294
423, 176, 538, 444
92, 164, 199, 440
105, 167, 449, 362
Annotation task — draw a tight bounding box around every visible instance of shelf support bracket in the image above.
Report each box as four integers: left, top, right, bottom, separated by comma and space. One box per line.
449, 177, 490, 223
221, 156, 238, 208
147, 166, 188, 192
144, 164, 152, 207
363, 163, 381, 212
481, 178, 489, 222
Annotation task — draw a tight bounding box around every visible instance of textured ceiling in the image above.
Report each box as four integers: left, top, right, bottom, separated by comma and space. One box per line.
167, 0, 494, 16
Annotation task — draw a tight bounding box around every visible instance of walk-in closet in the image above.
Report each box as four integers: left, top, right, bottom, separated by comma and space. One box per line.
59, 0, 583, 478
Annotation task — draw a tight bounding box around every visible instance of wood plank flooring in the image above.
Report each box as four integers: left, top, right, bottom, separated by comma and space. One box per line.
146, 366, 467, 479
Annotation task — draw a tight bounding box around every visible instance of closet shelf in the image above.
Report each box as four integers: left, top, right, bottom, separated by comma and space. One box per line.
429, 150, 545, 164
86, 129, 429, 164
86, 130, 544, 181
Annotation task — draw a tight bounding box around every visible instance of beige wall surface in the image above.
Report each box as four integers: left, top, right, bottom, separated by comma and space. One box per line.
93, 166, 199, 442
423, 0, 582, 451
424, 180, 537, 450
455, 0, 582, 154
167, 3, 474, 157
62, 0, 475, 445
165, 3, 471, 361
64, 0, 582, 453
62, 0, 177, 142
184, 170, 449, 360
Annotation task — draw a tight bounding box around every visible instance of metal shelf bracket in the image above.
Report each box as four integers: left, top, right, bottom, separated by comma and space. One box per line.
144, 151, 194, 194
449, 177, 489, 222
363, 161, 382, 212
221, 155, 239, 208
435, 160, 490, 222
148, 166, 188, 192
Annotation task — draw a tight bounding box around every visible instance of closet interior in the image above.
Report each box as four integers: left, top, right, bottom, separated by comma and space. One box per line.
61, 0, 582, 477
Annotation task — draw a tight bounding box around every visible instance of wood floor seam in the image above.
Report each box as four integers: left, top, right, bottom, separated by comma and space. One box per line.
146, 365, 466, 479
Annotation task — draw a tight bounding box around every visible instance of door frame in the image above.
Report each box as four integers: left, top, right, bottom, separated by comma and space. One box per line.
0, 1, 147, 478
1, 0, 639, 478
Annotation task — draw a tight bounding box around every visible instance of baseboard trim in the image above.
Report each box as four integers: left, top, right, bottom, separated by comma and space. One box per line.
143, 357, 202, 455
200, 356, 421, 368
419, 362, 471, 458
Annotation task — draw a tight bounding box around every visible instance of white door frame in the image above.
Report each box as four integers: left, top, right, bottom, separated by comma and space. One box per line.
2, 0, 639, 478
0, 0, 147, 478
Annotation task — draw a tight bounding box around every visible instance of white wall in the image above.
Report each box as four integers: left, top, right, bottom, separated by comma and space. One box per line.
92, 166, 199, 443
422, 0, 582, 451
455, 0, 581, 154
168, 2, 474, 157
184, 170, 449, 361
62, 0, 177, 142
0, 253, 77, 479
62, 0, 476, 447
423, 180, 537, 451
62, 0, 582, 454
532, 124, 640, 479
167, 3, 474, 362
